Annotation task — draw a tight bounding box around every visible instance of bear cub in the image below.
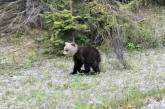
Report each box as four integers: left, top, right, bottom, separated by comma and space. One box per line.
63, 42, 101, 75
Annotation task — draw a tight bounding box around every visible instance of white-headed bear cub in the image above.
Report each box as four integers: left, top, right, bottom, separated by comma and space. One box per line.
63, 42, 101, 75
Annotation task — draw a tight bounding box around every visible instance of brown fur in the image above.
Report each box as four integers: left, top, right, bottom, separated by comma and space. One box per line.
71, 47, 101, 75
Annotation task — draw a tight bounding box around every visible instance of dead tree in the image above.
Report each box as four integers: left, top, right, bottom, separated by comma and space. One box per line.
0, 0, 48, 34
25, 0, 43, 28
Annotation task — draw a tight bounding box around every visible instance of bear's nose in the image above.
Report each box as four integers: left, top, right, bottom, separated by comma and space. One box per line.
63, 51, 66, 54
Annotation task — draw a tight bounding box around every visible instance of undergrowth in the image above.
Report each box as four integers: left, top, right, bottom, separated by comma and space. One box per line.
74, 88, 165, 109
41, 0, 159, 55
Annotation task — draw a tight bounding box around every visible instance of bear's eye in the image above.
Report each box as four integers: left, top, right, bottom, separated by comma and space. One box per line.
65, 49, 69, 52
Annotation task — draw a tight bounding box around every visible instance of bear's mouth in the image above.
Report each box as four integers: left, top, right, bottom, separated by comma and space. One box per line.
65, 49, 69, 52
63, 51, 71, 56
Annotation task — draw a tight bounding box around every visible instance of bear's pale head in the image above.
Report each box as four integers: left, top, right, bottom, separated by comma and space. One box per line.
63, 42, 78, 56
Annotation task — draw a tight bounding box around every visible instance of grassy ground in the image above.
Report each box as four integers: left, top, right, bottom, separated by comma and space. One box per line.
0, 36, 165, 109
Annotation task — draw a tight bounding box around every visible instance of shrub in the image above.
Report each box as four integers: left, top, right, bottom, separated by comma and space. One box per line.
124, 21, 158, 49
41, 9, 87, 55
41, 0, 159, 55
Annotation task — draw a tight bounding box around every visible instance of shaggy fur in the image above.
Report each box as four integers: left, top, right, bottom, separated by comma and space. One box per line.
63, 42, 101, 75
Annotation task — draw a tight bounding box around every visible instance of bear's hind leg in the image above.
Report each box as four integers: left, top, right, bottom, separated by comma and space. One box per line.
92, 64, 100, 73
82, 63, 90, 74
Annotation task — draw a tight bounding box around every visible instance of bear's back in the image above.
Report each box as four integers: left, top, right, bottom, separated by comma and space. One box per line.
74, 47, 101, 64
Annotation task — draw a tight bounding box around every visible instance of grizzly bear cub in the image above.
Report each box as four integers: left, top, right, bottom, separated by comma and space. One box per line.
63, 42, 101, 74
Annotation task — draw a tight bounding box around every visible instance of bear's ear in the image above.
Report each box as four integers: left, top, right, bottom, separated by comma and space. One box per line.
65, 42, 69, 45
71, 43, 76, 47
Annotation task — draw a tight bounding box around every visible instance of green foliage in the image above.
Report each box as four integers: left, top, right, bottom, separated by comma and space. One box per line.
78, 2, 158, 50
42, 1, 117, 54
43, 10, 87, 31
74, 101, 91, 109
127, 42, 139, 50
42, 9, 87, 54
76, 35, 90, 46
41, 0, 160, 54
125, 0, 163, 12
126, 0, 142, 12
79, 2, 118, 46
73, 88, 165, 109
47, 0, 71, 10
124, 21, 158, 49
96, 88, 164, 109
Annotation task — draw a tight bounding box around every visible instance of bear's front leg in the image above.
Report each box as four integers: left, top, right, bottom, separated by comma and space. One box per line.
70, 61, 83, 75
70, 65, 78, 74
83, 63, 90, 73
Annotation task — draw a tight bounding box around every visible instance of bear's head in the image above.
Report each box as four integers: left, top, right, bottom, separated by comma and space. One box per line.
63, 42, 78, 56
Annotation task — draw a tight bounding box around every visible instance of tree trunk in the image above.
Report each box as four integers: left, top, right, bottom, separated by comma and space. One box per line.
157, 0, 165, 5
25, 0, 42, 28
0, 0, 47, 33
